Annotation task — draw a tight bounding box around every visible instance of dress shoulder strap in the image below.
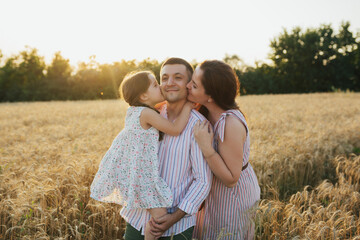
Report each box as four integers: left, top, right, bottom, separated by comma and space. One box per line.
214, 109, 249, 142
125, 106, 147, 125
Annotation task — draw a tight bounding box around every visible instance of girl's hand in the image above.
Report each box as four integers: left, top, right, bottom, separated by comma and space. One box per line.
194, 120, 215, 157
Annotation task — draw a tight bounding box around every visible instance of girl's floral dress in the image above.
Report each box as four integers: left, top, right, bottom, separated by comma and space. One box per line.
90, 106, 173, 209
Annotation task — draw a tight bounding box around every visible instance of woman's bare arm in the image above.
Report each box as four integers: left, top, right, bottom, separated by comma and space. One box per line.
194, 116, 246, 187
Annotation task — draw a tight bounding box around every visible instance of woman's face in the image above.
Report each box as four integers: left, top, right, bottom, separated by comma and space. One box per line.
186, 67, 210, 104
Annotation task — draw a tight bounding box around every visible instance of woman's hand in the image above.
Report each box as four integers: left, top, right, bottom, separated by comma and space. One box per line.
194, 120, 215, 158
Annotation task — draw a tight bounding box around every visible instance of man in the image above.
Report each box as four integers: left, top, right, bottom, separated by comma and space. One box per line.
121, 58, 212, 239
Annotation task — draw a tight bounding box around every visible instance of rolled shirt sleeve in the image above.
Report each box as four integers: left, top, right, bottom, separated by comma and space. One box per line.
178, 119, 212, 214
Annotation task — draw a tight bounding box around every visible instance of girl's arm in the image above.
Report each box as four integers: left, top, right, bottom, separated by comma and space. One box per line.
140, 102, 193, 136
194, 117, 246, 187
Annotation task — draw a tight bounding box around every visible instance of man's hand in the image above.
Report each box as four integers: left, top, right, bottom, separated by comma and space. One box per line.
148, 213, 176, 238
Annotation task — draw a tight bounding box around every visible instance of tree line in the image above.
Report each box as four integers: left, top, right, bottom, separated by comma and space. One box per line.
0, 50, 162, 101
0, 22, 359, 102
238, 22, 360, 94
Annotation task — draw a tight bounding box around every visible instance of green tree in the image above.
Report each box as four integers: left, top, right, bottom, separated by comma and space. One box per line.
238, 62, 278, 95
0, 47, 46, 101
19, 47, 47, 100
0, 50, 4, 100
354, 32, 360, 90
0, 55, 19, 101
97, 59, 138, 99
269, 22, 359, 93
70, 56, 101, 100
46, 52, 72, 100
137, 58, 161, 80
270, 26, 323, 92
330, 22, 359, 90
223, 54, 246, 72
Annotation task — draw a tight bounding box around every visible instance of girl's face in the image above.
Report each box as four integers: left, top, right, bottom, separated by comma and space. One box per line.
186, 67, 210, 105
145, 74, 165, 106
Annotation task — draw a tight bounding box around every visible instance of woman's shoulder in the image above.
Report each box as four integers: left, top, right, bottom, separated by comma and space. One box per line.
225, 114, 246, 129
219, 114, 247, 144
214, 109, 248, 142
225, 109, 245, 118
216, 109, 246, 126
224, 110, 248, 135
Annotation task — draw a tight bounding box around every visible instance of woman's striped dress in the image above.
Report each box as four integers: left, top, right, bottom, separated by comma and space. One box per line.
193, 109, 261, 240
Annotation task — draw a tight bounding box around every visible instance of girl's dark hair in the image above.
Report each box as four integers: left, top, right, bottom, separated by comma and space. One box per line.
119, 71, 164, 140
120, 71, 153, 107
198, 60, 246, 118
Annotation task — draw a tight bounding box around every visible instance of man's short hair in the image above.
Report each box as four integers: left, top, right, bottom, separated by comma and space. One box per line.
161, 57, 194, 82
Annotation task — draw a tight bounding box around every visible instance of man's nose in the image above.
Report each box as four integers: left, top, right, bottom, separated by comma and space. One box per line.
167, 77, 175, 85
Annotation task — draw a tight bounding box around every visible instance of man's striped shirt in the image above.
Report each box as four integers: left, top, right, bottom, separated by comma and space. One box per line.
120, 105, 212, 236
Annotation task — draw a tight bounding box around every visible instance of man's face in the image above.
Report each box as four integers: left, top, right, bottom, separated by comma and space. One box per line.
160, 64, 189, 103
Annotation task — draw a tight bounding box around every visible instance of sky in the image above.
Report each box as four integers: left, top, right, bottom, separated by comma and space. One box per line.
1, 0, 360, 67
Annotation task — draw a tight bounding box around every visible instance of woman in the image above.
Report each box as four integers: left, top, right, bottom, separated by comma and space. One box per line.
187, 60, 260, 240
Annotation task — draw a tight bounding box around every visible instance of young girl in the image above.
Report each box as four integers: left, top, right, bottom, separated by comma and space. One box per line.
90, 71, 193, 240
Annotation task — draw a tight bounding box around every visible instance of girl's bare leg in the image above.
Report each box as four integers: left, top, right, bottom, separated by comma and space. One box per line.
145, 208, 167, 240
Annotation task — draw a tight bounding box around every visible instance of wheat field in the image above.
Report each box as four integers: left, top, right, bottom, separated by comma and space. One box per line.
1, 93, 359, 239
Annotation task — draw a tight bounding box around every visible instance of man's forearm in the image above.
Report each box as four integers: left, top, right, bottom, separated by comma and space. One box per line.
171, 208, 186, 224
